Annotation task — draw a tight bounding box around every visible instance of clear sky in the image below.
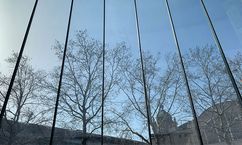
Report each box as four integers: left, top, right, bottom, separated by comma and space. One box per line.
0, 0, 241, 75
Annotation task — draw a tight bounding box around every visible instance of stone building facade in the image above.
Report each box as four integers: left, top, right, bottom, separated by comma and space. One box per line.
1, 101, 242, 145
152, 101, 242, 145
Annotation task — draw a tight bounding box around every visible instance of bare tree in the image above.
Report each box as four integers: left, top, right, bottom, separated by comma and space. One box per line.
113, 46, 242, 145
0, 53, 49, 145
229, 52, 242, 93
185, 45, 242, 145
112, 52, 188, 145
47, 30, 129, 145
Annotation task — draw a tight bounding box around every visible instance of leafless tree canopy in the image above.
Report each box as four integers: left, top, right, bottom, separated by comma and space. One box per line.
0, 31, 242, 145
45, 30, 131, 144
185, 46, 242, 145
0, 53, 49, 145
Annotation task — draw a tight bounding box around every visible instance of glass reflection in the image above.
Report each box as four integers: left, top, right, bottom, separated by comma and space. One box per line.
0, 0, 35, 119
169, 0, 242, 145
0, 0, 242, 145
51, 0, 103, 145
137, 0, 201, 145
0, 0, 70, 144
103, 0, 149, 144
204, 0, 242, 97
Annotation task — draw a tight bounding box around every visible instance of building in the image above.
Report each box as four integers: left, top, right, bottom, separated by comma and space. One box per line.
152, 101, 242, 145
0, 120, 147, 145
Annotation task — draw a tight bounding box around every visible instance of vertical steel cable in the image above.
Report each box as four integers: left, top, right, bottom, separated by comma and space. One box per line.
164, 0, 204, 145
49, 0, 74, 145
101, 0, 106, 144
0, 0, 39, 129
199, 0, 242, 107
133, 0, 153, 144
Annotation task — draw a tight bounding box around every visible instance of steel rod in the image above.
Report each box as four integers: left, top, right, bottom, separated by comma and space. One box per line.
164, 0, 204, 144
49, 0, 74, 144
134, 0, 153, 144
101, 0, 106, 145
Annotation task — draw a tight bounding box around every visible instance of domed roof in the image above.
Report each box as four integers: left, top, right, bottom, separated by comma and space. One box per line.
156, 105, 177, 133
157, 108, 173, 122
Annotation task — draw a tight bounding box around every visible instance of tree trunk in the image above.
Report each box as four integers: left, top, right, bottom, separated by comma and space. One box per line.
82, 109, 87, 145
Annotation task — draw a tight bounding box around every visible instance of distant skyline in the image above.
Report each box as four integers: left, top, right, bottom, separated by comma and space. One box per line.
0, 0, 241, 75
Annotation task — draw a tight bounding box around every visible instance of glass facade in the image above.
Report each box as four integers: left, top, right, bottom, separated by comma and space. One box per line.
0, 0, 242, 145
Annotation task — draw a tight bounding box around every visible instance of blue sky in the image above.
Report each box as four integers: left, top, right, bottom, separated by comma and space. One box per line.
0, 0, 241, 75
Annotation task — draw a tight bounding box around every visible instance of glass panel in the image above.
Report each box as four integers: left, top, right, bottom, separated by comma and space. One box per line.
1, 0, 241, 145
0, 0, 70, 144
203, 0, 242, 144
51, 0, 103, 145
204, 0, 242, 97
170, 0, 242, 145
103, 0, 149, 144
0, 0, 34, 114
137, 0, 200, 145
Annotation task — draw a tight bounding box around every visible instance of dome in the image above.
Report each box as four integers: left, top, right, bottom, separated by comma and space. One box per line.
156, 105, 177, 133
157, 110, 173, 122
